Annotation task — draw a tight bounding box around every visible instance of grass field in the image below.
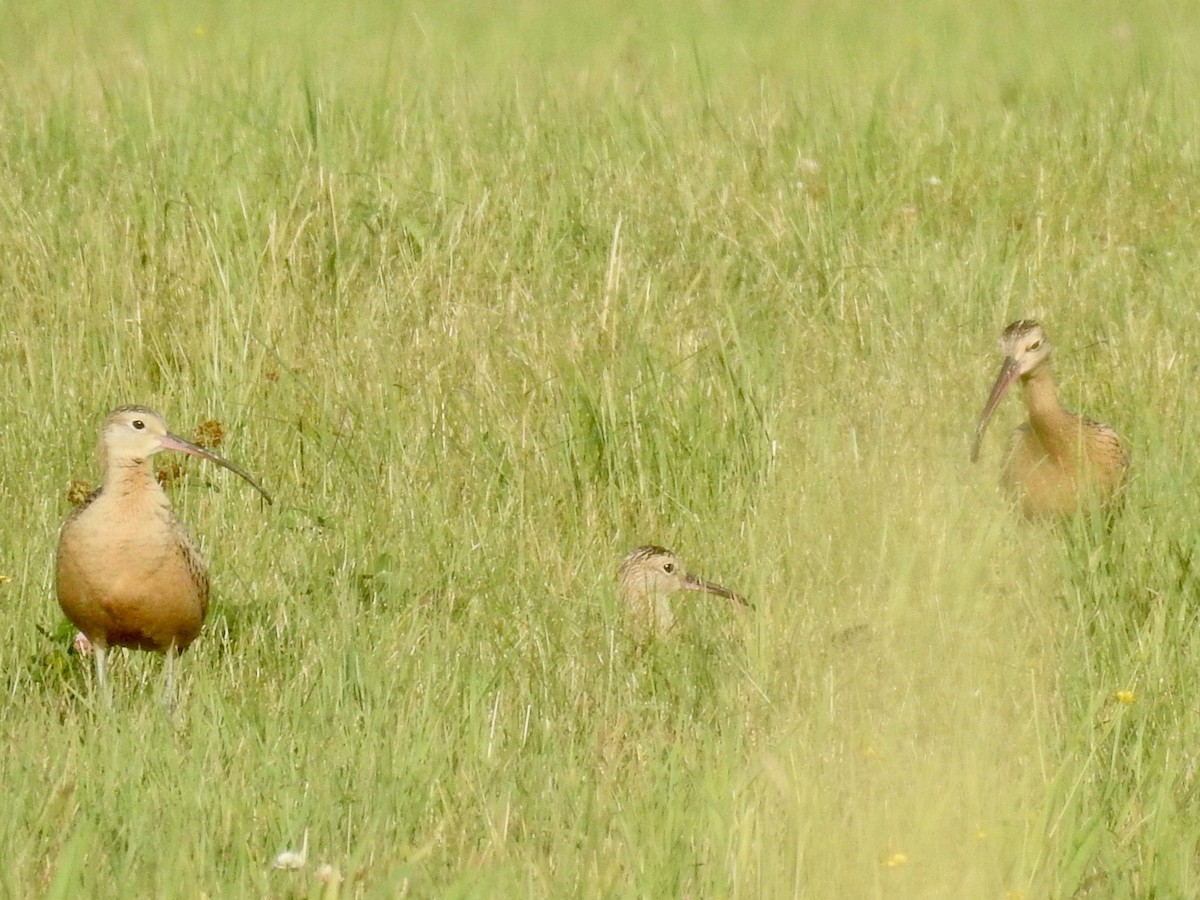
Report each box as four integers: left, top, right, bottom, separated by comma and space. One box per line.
3, 0, 1200, 896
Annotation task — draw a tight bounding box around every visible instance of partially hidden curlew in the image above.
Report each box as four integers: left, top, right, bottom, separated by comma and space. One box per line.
618, 545, 749, 639
971, 320, 1129, 519
56, 406, 272, 705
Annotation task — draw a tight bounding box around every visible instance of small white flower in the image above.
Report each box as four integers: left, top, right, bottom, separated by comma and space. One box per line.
796, 156, 822, 175
273, 830, 308, 870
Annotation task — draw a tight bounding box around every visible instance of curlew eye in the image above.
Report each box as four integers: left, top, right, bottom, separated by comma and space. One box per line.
1028, 340, 1041, 352
662, 562, 675, 574
131, 419, 146, 430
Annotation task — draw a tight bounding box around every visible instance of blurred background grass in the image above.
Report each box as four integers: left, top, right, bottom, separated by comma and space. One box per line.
2, 0, 1200, 896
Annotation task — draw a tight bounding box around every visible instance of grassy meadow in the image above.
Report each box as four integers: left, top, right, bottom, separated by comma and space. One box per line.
3, 0, 1200, 896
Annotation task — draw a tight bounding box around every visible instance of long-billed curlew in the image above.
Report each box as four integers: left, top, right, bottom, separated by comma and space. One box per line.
618, 545, 749, 638
56, 406, 272, 704
970, 320, 1129, 519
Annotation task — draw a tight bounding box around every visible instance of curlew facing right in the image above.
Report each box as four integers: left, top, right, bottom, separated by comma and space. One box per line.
618, 545, 749, 639
55, 406, 271, 705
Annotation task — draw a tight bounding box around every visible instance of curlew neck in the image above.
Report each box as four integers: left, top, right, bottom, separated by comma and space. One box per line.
1019, 365, 1081, 459
101, 455, 168, 504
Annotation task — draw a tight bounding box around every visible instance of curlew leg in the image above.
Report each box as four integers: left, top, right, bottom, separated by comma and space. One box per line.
93, 644, 112, 708
161, 645, 178, 710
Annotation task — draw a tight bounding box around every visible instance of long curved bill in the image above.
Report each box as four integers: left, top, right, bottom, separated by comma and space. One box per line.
684, 571, 752, 608
161, 433, 273, 504
970, 356, 1021, 463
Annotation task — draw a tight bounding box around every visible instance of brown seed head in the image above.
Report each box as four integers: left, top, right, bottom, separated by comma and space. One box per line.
155, 460, 186, 488
192, 419, 225, 449
66, 479, 93, 507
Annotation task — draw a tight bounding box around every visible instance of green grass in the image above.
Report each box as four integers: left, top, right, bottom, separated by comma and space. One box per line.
3, 0, 1200, 895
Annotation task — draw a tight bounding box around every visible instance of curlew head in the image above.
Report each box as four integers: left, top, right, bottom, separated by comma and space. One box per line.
617, 545, 748, 609
970, 320, 1052, 462
99, 405, 273, 503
